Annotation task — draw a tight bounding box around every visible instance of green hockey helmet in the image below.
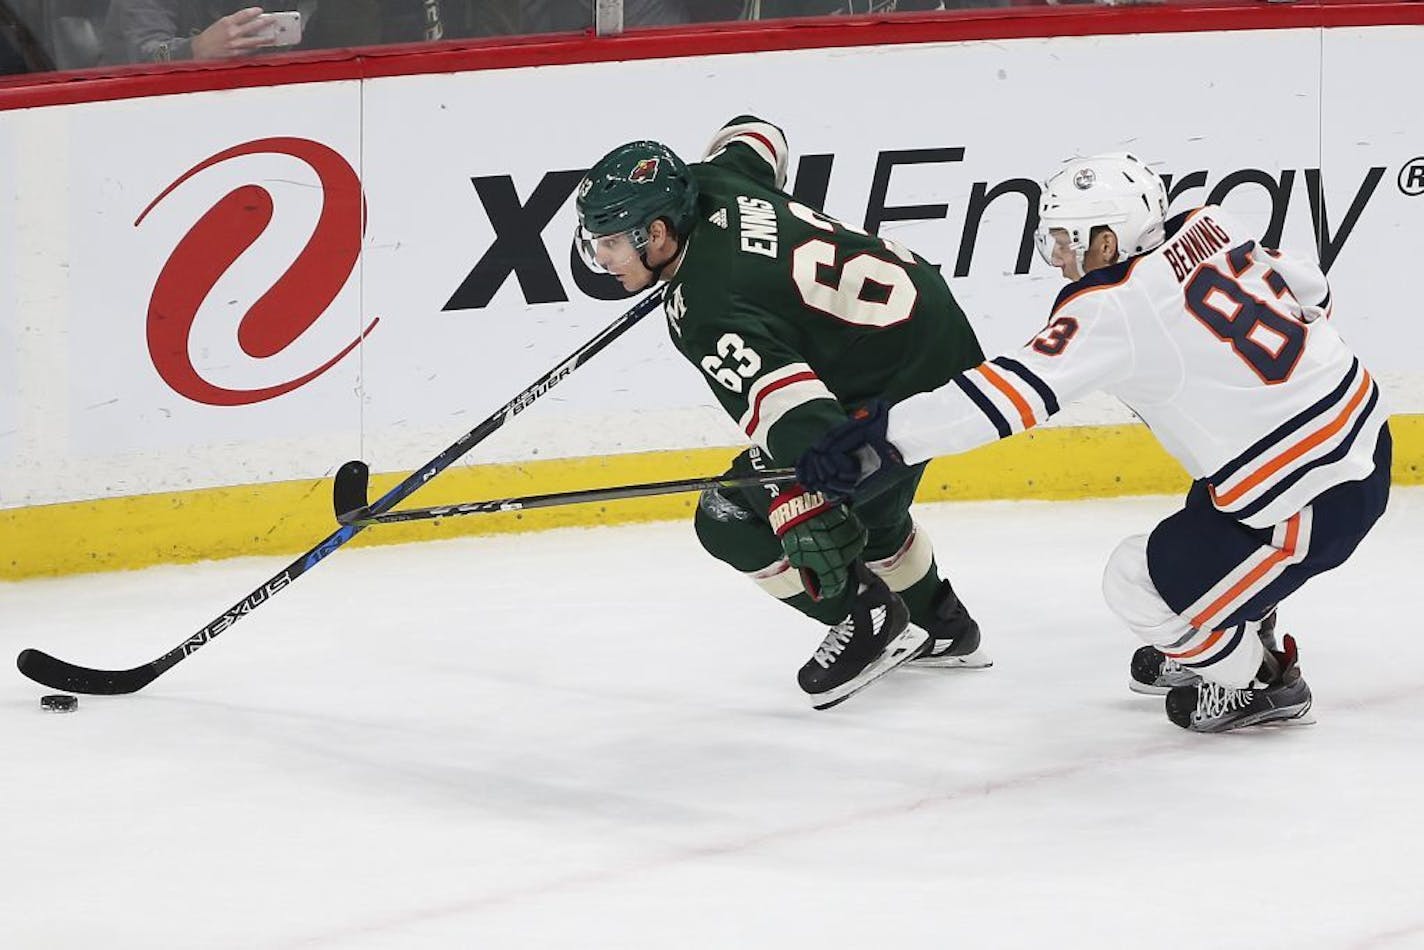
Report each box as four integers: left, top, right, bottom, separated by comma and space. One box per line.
575, 140, 698, 277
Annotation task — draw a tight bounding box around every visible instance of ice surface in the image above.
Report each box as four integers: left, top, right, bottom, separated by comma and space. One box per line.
5, 490, 1423, 949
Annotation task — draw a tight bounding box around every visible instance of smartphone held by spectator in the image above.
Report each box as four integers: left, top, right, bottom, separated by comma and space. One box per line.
261, 10, 303, 47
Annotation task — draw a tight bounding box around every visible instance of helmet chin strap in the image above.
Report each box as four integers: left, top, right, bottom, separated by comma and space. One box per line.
640, 230, 686, 283
1071, 226, 1123, 277
639, 249, 666, 282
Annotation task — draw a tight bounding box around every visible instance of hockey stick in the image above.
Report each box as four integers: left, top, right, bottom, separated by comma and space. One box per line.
335, 468, 797, 527
16, 290, 665, 695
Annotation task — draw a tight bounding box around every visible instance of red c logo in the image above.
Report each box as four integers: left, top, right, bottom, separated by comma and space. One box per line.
137, 137, 377, 406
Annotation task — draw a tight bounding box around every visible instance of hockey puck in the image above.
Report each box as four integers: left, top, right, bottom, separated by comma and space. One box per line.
40, 694, 78, 713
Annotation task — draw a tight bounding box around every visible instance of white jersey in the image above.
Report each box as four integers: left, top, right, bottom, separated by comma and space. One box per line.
889, 205, 1387, 528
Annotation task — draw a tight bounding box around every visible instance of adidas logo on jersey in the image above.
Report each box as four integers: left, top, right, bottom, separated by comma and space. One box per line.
708, 208, 728, 229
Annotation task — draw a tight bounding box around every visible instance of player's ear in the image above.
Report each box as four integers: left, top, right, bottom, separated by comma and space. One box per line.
1100, 228, 1120, 262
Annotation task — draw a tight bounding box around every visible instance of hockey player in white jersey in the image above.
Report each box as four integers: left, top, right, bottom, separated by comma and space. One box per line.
794, 152, 1392, 733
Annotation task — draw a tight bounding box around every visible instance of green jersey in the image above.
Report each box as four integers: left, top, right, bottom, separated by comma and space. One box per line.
663, 116, 984, 465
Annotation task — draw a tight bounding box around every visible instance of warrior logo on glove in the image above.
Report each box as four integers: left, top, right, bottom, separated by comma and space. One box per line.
768, 486, 868, 601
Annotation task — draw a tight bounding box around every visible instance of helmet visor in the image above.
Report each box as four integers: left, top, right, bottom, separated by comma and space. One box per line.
1035, 224, 1079, 268
575, 224, 648, 274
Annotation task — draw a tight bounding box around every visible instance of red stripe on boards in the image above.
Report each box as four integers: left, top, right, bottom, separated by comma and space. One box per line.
3, 3, 1422, 111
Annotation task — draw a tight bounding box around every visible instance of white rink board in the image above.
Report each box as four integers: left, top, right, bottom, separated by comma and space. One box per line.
2, 24, 1422, 507
2, 83, 367, 507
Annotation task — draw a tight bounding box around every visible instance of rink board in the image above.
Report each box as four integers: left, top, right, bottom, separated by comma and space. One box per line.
5, 416, 1421, 579
3, 6, 1424, 576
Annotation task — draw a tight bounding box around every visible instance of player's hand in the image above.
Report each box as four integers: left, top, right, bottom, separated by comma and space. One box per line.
796, 401, 904, 499
191, 7, 277, 60
768, 486, 867, 601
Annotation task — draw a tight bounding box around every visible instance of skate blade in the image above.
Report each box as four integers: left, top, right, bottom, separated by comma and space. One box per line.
910, 647, 993, 670
1194, 701, 1316, 733
808, 628, 930, 711
1129, 680, 1174, 696
1250, 706, 1317, 729
1256, 713, 1317, 728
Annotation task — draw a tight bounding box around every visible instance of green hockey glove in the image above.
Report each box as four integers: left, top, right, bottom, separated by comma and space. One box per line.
767, 485, 868, 601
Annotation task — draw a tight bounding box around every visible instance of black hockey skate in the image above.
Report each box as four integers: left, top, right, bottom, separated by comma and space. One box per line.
910, 579, 992, 669
1129, 648, 1204, 695
1164, 633, 1313, 733
798, 563, 927, 710
1130, 612, 1279, 695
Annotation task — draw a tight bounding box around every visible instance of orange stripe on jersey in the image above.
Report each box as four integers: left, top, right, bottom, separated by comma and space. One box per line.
1051, 255, 1147, 317
1164, 626, 1226, 661
1183, 513, 1301, 631
977, 363, 1036, 430
1209, 371, 1373, 507
743, 370, 818, 438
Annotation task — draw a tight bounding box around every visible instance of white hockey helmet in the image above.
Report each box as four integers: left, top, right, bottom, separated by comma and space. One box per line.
1035, 152, 1169, 274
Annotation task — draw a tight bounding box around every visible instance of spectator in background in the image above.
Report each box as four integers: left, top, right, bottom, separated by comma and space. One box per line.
309, 0, 444, 47
444, 0, 740, 37
487, 0, 1007, 34
754, 0, 1011, 15
1, 30, 28, 74
2, 19, 32, 74
99, 2, 291, 64
100, 1, 444, 66
445, 0, 520, 36
2, 0, 55, 73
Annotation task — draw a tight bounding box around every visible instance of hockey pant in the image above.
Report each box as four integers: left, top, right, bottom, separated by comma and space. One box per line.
1103, 425, 1392, 687
694, 447, 944, 628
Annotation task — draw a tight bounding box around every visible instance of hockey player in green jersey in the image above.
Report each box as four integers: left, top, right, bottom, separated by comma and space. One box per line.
575, 116, 988, 709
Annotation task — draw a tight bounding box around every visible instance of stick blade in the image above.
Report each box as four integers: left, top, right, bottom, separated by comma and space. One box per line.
333, 460, 371, 524
17, 648, 159, 695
